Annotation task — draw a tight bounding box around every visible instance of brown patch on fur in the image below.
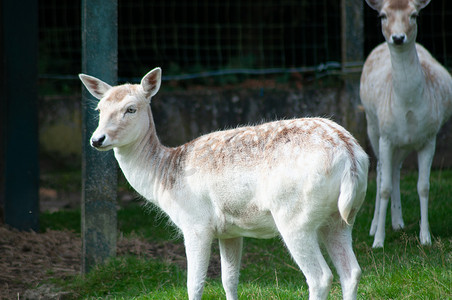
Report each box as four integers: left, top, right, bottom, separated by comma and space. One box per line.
262, 125, 302, 153
386, 72, 393, 84
85, 77, 102, 92
387, 0, 409, 10
105, 85, 139, 103
144, 71, 159, 87
421, 61, 437, 86
317, 119, 358, 173
367, 46, 387, 68
274, 127, 294, 144
106, 87, 129, 102
164, 146, 188, 189
223, 202, 261, 219
148, 78, 158, 88
303, 121, 321, 136
322, 130, 339, 148
336, 130, 357, 173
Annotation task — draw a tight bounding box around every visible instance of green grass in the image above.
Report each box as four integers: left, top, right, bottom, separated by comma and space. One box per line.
41, 170, 452, 299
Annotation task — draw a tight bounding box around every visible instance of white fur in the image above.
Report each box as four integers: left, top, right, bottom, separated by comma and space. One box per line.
79, 68, 369, 300
361, 0, 452, 248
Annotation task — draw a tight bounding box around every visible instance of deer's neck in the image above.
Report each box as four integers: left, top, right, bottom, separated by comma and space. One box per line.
388, 42, 425, 102
113, 112, 175, 203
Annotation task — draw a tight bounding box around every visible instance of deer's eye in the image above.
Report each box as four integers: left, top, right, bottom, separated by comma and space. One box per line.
125, 106, 137, 114
410, 12, 418, 21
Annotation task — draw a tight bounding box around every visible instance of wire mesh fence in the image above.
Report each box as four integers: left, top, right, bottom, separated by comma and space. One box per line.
38, 0, 452, 86
118, 0, 342, 79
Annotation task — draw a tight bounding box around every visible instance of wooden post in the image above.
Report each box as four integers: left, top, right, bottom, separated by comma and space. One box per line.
81, 0, 118, 274
1, 0, 39, 231
340, 0, 367, 147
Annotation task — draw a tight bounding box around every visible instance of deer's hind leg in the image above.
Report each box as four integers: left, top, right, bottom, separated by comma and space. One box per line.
273, 210, 333, 300
320, 220, 361, 300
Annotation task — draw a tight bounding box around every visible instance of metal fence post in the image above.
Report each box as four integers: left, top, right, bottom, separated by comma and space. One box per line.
340, 0, 367, 147
81, 0, 118, 274
1, 0, 39, 231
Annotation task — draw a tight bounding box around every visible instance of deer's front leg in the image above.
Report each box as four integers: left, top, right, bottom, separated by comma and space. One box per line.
370, 161, 381, 236
373, 138, 393, 248
184, 231, 213, 300
367, 120, 381, 237
390, 149, 408, 231
417, 138, 435, 246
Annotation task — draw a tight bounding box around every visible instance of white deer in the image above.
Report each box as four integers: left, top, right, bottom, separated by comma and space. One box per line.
361, 0, 452, 248
79, 67, 369, 300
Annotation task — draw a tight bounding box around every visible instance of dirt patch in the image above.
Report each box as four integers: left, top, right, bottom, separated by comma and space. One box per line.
0, 226, 80, 299
0, 225, 223, 300
1, 171, 224, 299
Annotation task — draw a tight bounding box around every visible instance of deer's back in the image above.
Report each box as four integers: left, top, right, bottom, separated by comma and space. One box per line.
184, 118, 359, 174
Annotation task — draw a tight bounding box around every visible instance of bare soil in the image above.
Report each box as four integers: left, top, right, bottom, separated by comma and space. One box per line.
0, 224, 201, 300
0, 225, 81, 299
0, 189, 222, 300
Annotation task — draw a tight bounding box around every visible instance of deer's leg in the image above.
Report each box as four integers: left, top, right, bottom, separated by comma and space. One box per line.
219, 237, 243, 300
184, 231, 213, 300
370, 161, 381, 236
320, 222, 361, 300
417, 138, 435, 245
390, 150, 408, 231
273, 213, 332, 300
373, 138, 393, 248
368, 124, 380, 236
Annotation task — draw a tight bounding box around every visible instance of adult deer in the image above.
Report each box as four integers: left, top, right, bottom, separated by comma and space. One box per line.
79, 68, 369, 300
360, 0, 452, 248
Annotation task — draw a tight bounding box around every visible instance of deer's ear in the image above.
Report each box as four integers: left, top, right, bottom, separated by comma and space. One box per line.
365, 0, 383, 11
141, 67, 162, 99
416, 0, 431, 10
79, 74, 112, 100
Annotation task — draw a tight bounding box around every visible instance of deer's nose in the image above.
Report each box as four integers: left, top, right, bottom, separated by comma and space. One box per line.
91, 135, 106, 148
392, 34, 406, 45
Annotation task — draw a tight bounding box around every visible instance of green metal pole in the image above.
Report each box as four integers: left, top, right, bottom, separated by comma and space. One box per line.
341, 0, 364, 71
81, 0, 118, 274
2, 0, 39, 231
340, 0, 366, 146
